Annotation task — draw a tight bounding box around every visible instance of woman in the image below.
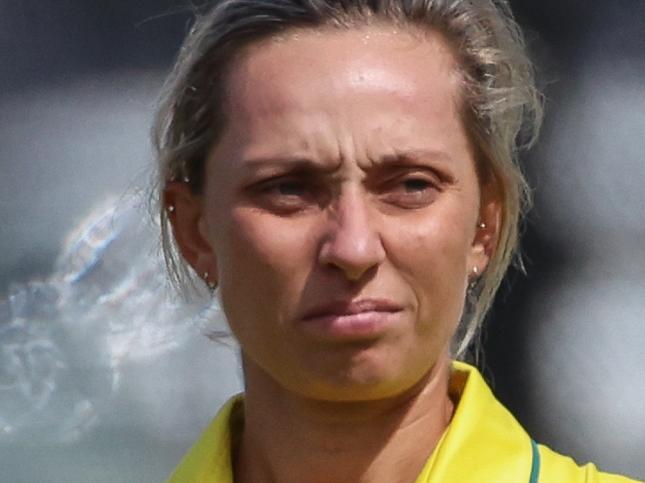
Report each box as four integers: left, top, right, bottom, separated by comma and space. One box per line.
156, 0, 640, 481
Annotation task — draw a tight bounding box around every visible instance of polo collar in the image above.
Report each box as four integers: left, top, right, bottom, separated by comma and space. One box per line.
415, 361, 535, 483
166, 362, 536, 483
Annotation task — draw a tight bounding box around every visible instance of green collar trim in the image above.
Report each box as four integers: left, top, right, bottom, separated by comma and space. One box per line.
530, 439, 541, 483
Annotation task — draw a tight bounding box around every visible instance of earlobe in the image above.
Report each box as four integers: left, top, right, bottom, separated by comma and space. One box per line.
164, 182, 218, 282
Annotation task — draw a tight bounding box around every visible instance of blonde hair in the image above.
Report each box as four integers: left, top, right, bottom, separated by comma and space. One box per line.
152, 0, 542, 359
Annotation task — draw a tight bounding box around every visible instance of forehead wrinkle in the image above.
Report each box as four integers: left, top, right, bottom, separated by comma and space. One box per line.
218, 25, 468, 180
239, 155, 342, 175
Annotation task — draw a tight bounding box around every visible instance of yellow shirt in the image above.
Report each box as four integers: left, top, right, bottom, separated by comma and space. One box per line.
166, 362, 642, 482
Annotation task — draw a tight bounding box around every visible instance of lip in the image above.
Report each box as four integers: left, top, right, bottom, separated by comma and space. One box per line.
300, 299, 404, 340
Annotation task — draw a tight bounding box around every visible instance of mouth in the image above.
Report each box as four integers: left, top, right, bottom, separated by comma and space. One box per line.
302, 299, 402, 319
300, 299, 404, 340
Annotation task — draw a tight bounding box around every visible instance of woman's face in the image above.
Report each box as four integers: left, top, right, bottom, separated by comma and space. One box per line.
172, 26, 498, 401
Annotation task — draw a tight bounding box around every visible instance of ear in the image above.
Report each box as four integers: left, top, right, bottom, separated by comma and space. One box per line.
469, 181, 502, 277
164, 182, 218, 285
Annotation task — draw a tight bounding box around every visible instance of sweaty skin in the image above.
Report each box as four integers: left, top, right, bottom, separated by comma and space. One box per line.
167, 25, 501, 483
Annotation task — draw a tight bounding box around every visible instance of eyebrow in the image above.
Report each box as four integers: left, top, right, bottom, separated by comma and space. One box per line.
238, 148, 457, 173
379, 149, 457, 166
241, 156, 330, 169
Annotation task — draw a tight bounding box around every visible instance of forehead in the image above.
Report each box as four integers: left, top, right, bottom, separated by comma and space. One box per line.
224, 25, 461, 119
208, 25, 470, 171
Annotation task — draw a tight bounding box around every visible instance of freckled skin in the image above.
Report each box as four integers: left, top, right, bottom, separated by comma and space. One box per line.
194, 27, 493, 402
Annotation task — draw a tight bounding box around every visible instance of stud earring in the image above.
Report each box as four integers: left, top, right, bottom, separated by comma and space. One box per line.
478, 222, 486, 229
167, 205, 175, 213
466, 267, 480, 305
203, 272, 217, 291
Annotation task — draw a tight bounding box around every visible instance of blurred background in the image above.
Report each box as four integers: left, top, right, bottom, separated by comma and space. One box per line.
1, 1, 644, 481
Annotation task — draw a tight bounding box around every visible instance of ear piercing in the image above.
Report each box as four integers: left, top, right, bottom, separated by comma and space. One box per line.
203, 272, 217, 291
166, 205, 175, 213
467, 267, 480, 296
471, 223, 487, 279
166, 174, 191, 183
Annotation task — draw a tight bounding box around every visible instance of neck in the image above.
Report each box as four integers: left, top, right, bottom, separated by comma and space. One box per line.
235, 356, 454, 483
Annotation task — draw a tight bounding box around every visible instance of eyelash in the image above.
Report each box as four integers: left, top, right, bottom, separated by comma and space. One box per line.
260, 179, 307, 196
252, 177, 318, 212
401, 177, 435, 192
379, 173, 441, 208
251, 171, 442, 212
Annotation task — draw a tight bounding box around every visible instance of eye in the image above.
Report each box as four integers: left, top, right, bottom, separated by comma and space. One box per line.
259, 178, 309, 198
270, 180, 307, 197
379, 173, 440, 209
402, 177, 433, 192
252, 176, 319, 213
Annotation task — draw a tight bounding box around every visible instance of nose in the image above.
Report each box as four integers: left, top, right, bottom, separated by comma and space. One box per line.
318, 188, 386, 282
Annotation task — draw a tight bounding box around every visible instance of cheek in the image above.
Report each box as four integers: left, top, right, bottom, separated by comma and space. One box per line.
390, 214, 472, 279
386, 211, 473, 321
210, 208, 315, 316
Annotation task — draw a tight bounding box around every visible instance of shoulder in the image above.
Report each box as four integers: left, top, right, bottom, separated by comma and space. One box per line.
538, 444, 643, 483
448, 362, 643, 483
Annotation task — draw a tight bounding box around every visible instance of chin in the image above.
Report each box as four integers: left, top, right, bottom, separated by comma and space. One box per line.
291, 352, 436, 403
